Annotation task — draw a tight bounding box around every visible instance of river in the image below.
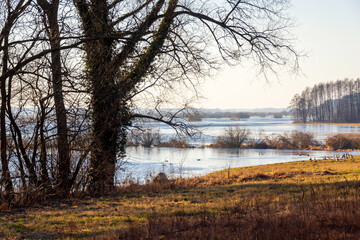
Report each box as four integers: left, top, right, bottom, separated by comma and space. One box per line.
119, 116, 360, 183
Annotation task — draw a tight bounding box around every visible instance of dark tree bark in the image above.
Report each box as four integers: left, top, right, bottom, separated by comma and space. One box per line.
39, 99, 51, 191
74, 0, 120, 194
1, 26, 14, 203
74, 0, 178, 194
37, 0, 71, 196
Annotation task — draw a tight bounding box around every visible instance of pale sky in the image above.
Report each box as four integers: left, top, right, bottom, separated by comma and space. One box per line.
199, 0, 360, 109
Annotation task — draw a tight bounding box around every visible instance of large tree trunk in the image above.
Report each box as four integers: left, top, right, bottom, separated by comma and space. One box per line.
77, 0, 120, 194
49, 13, 71, 197
86, 41, 119, 194
88, 74, 120, 194
73, 0, 178, 194
38, 0, 71, 196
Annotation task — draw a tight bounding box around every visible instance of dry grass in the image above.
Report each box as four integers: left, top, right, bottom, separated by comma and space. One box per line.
325, 133, 360, 138
326, 134, 360, 150
1, 157, 360, 239
293, 121, 360, 127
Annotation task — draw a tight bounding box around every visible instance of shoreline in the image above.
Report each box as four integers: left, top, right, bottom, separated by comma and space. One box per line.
127, 143, 360, 152
292, 121, 360, 127
2, 157, 360, 239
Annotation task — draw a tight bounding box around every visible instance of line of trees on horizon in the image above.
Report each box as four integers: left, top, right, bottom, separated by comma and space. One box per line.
289, 78, 360, 123
184, 110, 288, 121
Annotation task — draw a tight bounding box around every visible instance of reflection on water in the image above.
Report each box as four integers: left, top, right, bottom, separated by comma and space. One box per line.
138, 116, 360, 145
120, 117, 360, 183
119, 146, 358, 183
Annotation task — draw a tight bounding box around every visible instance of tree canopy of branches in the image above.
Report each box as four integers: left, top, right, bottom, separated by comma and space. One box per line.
0, 0, 298, 203
289, 78, 360, 123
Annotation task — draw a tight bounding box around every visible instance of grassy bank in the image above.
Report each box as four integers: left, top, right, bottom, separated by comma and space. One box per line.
2, 157, 360, 239
292, 121, 360, 127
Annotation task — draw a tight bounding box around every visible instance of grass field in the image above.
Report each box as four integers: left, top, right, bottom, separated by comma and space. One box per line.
1, 156, 360, 239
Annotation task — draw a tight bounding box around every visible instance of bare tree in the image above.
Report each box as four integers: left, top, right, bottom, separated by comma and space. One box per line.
290, 78, 360, 123
0, 0, 299, 198
289, 93, 307, 123
0, 0, 32, 204
72, 0, 299, 194
36, 0, 71, 197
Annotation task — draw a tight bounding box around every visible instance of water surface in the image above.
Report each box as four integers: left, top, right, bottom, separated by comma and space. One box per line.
121, 117, 360, 183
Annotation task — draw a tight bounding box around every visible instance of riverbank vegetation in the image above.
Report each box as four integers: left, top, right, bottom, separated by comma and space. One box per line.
213, 131, 360, 151
326, 134, 360, 150
128, 126, 360, 151
1, 157, 360, 239
209, 128, 319, 150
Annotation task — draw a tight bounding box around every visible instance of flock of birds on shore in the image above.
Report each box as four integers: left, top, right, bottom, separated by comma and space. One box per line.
161, 153, 354, 167
294, 153, 354, 161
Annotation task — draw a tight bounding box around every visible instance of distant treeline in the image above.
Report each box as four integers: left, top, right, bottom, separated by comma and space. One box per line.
289, 78, 360, 123
186, 111, 286, 121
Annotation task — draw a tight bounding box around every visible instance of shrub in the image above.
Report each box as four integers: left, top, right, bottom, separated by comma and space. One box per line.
157, 137, 191, 148
290, 131, 318, 149
259, 131, 319, 150
326, 134, 360, 150
128, 128, 161, 147
213, 127, 251, 148
245, 139, 270, 149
